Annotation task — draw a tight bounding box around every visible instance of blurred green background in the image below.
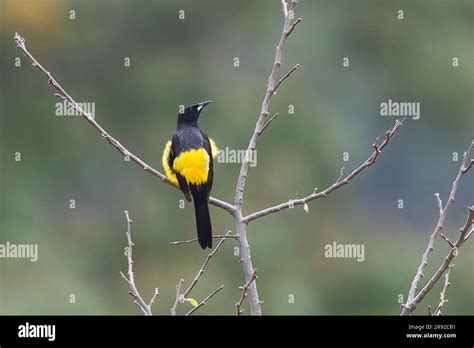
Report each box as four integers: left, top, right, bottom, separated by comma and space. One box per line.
0, 0, 473, 315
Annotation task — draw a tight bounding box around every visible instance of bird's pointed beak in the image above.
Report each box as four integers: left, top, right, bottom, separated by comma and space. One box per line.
198, 100, 212, 108
195, 100, 212, 113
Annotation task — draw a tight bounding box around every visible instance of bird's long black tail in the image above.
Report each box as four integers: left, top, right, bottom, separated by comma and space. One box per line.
192, 189, 212, 249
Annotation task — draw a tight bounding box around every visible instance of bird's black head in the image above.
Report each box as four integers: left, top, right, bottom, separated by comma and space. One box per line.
178, 100, 212, 127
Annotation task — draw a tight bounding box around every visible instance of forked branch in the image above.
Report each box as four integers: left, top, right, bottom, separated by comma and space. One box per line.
119, 211, 159, 316
401, 140, 473, 315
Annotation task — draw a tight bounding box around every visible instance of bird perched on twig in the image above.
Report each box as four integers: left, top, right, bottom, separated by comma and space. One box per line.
162, 101, 218, 249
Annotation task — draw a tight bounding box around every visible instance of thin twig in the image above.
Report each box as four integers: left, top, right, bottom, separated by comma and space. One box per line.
148, 288, 160, 310
182, 232, 232, 298
336, 167, 346, 184
119, 211, 159, 316
401, 140, 473, 315
435, 193, 443, 217
286, 18, 302, 37
170, 279, 184, 316
259, 113, 279, 137
235, 268, 258, 315
439, 233, 455, 248
185, 285, 225, 316
169, 232, 238, 245
272, 64, 300, 95
461, 159, 473, 174
170, 232, 230, 315
13, 33, 234, 214
434, 264, 453, 316
244, 119, 404, 223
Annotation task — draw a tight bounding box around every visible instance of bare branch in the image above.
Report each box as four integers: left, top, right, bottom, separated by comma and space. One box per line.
169, 232, 230, 315
461, 158, 473, 174
244, 119, 404, 223
148, 288, 160, 309
458, 206, 474, 242
182, 232, 231, 298
413, 206, 473, 308
234, 1, 301, 210
272, 64, 300, 95
465, 227, 473, 241
230, 0, 302, 316
401, 140, 473, 315
401, 205, 474, 315
13, 32, 234, 214
170, 279, 184, 316
439, 233, 455, 248
286, 17, 302, 37
434, 264, 453, 316
185, 285, 225, 316
236, 268, 258, 315
259, 113, 280, 138
119, 211, 158, 316
281, 0, 288, 17
434, 193, 443, 217
169, 232, 238, 246
336, 167, 346, 184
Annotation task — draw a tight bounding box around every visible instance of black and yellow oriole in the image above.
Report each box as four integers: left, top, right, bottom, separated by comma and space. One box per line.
162, 101, 218, 249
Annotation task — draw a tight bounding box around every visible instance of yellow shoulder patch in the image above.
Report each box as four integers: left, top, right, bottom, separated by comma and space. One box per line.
173, 148, 210, 185
209, 138, 219, 159
162, 140, 179, 187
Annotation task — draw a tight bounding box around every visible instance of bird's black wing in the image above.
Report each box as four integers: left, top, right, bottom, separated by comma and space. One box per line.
201, 131, 214, 195
171, 134, 192, 202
